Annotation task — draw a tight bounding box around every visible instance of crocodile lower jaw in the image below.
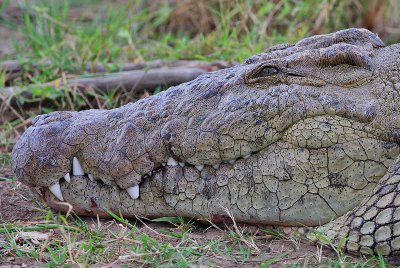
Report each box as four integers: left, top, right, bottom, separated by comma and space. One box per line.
48, 155, 251, 202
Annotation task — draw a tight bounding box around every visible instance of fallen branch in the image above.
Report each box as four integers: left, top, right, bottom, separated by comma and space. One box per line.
0, 59, 235, 82
85, 60, 233, 72
0, 66, 210, 100
0, 60, 234, 124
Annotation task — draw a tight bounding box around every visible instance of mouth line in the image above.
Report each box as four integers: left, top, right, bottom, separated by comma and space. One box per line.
46, 151, 257, 203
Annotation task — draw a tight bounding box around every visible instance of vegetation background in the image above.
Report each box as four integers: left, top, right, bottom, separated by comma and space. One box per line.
0, 0, 399, 267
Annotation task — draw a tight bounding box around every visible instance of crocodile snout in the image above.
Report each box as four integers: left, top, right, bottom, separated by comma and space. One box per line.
12, 107, 167, 202
12, 112, 74, 188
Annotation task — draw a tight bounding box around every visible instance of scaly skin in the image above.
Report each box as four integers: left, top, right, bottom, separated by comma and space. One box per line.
11, 28, 400, 256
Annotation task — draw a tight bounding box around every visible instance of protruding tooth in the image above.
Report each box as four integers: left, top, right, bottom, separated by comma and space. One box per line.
88, 174, 94, 181
195, 165, 204, 171
243, 154, 251, 159
179, 162, 185, 167
49, 182, 64, 201
126, 185, 140, 199
64, 173, 71, 183
167, 157, 178, 166
229, 159, 236, 164
73, 157, 84, 176
162, 163, 166, 166
213, 163, 220, 169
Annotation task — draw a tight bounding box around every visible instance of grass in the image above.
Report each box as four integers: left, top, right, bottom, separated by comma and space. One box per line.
0, 201, 393, 267
1, 0, 400, 266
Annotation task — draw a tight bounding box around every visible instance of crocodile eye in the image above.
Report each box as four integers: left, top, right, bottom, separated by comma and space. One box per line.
258, 66, 279, 77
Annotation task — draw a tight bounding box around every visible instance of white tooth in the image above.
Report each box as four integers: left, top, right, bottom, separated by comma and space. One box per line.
49, 182, 64, 201
179, 162, 185, 167
167, 157, 178, 166
64, 173, 71, 183
213, 163, 220, 169
162, 163, 166, 166
88, 174, 94, 181
126, 185, 140, 199
243, 154, 251, 159
73, 157, 84, 176
229, 159, 236, 164
195, 165, 204, 171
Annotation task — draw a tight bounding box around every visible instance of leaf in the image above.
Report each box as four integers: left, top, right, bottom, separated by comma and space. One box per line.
337, 235, 347, 253
153, 85, 162, 94
151, 216, 183, 224
0, 177, 16, 181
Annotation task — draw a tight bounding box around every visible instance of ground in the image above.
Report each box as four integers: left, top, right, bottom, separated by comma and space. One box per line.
1, 1, 399, 267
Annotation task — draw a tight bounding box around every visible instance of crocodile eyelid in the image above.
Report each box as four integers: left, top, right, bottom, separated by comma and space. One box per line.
317, 43, 373, 70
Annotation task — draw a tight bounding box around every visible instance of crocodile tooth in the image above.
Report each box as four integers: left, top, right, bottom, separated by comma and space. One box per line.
195, 165, 204, 171
213, 163, 220, 169
126, 185, 140, 199
229, 159, 236, 164
88, 174, 94, 181
49, 182, 64, 201
64, 173, 71, 183
243, 154, 251, 159
162, 163, 166, 166
179, 162, 185, 167
72, 157, 84, 176
167, 157, 178, 166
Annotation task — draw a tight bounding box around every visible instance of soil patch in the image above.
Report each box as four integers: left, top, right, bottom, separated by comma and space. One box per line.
0, 167, 44, 222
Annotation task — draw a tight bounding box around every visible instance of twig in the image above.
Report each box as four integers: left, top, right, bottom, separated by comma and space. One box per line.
222, 207, 260, 254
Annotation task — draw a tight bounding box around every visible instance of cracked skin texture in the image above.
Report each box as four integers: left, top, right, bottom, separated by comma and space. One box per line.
11, 28, 400, 256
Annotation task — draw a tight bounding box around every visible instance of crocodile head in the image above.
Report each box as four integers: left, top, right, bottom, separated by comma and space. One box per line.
11, 28, 400, 225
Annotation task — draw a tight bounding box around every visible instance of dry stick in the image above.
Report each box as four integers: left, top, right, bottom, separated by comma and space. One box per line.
0, 59, 234, 79
85, 59, 234, 72
0, 94, 25, 127
0, 66, 210, 100
223, 207, 260, 254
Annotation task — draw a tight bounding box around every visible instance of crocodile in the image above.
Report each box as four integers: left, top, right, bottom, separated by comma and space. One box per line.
11, 28, 400, 256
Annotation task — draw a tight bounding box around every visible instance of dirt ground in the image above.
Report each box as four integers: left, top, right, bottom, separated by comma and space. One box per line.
0, 166, 43, 222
